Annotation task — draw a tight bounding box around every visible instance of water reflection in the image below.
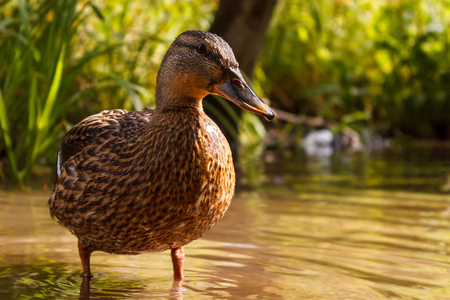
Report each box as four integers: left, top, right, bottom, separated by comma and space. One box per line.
0, 146, 449, 299
77, 276, 183, 299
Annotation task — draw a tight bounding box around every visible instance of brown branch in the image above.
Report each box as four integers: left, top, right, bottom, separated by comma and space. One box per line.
272, 108, 334, 127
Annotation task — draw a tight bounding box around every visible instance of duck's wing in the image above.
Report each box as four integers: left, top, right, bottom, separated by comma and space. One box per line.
55, 108, 154, 180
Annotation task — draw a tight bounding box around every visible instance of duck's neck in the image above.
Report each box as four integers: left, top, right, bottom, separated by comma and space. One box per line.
154, 61, 210, 112
149, 94, 208, 134
154, 96, 205, 116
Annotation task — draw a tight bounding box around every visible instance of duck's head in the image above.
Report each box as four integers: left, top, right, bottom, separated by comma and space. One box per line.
155, 30, 274, 121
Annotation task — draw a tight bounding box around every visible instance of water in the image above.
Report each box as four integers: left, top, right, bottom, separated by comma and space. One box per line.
0, 144, 449, 299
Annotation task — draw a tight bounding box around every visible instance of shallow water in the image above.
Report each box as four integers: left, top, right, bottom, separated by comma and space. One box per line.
1, 145, 449, 299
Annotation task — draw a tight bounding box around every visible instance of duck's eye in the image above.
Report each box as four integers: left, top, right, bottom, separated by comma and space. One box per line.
196, 44, 206, 53
233, 79, 243, 87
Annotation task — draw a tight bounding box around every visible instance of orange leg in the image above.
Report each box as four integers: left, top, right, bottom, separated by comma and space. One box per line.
171, 247, 185, 280
78, 239, 94, 280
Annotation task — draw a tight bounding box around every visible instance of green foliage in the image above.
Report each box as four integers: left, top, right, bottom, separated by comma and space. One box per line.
260, 0, 450, 139
0, 0, 106, 185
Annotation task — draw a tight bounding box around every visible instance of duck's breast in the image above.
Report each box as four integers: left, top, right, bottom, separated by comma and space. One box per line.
49, 109, 235, 253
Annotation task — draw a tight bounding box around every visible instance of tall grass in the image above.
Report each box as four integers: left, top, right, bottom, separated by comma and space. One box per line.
0, 0, 123, 185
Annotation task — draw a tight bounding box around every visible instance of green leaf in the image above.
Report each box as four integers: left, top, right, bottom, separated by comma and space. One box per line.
0, 90, 19, 183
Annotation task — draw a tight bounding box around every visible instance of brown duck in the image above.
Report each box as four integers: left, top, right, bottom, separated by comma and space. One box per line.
48, 30, 274, 280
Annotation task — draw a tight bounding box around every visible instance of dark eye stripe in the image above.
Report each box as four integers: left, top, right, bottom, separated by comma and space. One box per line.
172, 40, 197, 50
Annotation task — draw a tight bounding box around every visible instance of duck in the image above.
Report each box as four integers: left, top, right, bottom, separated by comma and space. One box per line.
48, 30, 274, 281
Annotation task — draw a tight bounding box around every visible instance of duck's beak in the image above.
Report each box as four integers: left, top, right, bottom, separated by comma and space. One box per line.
211, 68, 275, 121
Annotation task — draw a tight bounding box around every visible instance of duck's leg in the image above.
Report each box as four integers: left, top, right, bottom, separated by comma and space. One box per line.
171, 247, 185, 280
78, 239, 94, 279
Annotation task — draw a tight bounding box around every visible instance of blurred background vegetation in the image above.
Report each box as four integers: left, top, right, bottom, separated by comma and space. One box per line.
0, 0, 449, 186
